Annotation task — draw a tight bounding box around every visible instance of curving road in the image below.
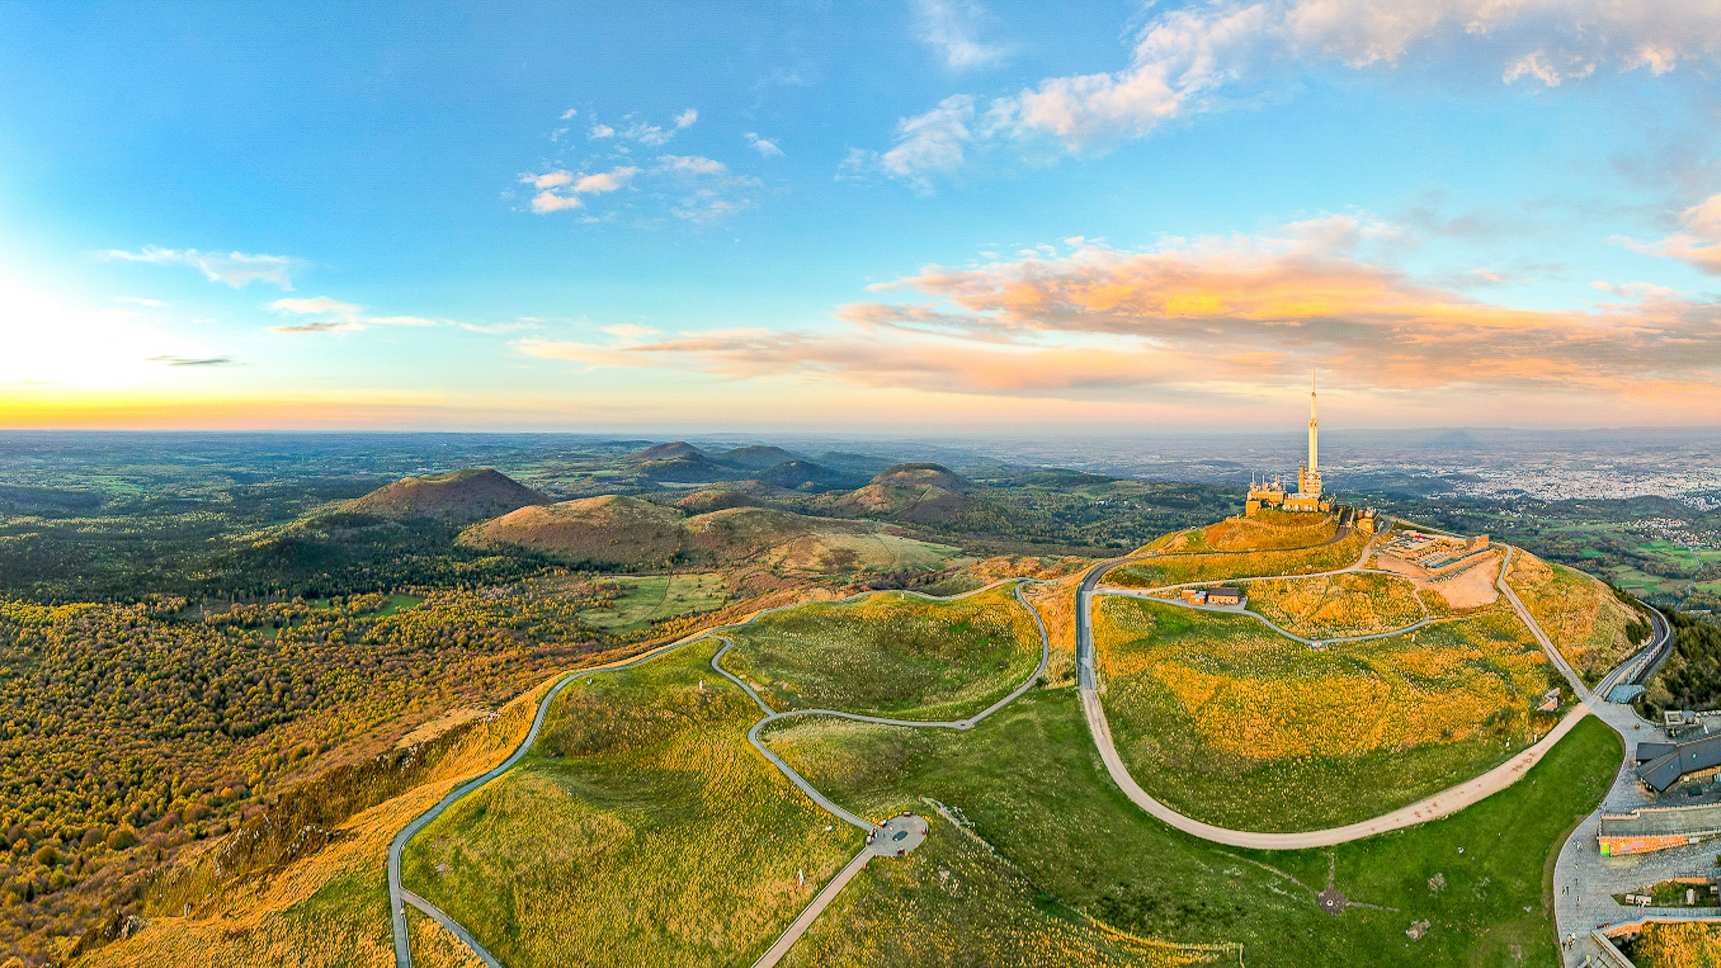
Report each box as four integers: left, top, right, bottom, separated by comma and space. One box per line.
389, 578, 1051, 968
1074, 531, 1602, 849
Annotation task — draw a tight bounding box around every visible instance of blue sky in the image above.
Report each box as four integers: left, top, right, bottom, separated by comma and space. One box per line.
4, 1, 1721, 432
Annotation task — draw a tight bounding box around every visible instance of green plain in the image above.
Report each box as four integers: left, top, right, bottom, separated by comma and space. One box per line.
576, 572, 728, 632
765, 691, 1620, 968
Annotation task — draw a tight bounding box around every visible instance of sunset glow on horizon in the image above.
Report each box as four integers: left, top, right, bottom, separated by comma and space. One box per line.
6, 2, 1721, 433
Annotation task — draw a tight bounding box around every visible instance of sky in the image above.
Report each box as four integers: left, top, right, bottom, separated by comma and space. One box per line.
4, 0, 1721, 435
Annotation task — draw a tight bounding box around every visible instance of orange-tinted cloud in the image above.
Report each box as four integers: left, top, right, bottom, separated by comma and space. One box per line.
519, 220, 1721, 401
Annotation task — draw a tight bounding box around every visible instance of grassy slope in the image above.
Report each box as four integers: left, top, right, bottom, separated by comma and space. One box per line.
1171, 511, 1340, 554
722, 585, 1043, 721
76, 676, 555, 968
400, 640, 862, 968
1094, 597, 1561, 831
1506, 550, 1639, 685
1108, 530, 1370, 589
765, 691, 1620, 968
783, 815, 1237, 968
1244, 572, 1424, 639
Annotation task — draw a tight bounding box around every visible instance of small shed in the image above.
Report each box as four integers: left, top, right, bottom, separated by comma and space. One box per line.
1205, 587, 1244, 606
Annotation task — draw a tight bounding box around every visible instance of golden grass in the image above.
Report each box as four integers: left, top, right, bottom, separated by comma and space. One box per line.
1506, 551, 1639, 683
1108, 530, 1370, 589
1023, 573, 1084, 688
1092, 595, 1560, 829
1195, 511, 1340, 553
407, 909, 485, 968
1244, 572, 1424, 639
1630, 922, 1721, 968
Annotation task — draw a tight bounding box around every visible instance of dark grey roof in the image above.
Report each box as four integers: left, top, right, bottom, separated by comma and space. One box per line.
1637, 732, 1721, 792
1637, 741, 1679, 763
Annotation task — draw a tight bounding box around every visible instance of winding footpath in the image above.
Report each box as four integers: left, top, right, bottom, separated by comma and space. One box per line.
1074, 531, 1598, 849
388, 578, 1051, 968
387, 521, 1674, 967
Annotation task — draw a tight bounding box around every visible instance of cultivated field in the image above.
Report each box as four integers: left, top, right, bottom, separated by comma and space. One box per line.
721, 584, 1043, 721
401, 640, 861, 968
1107, 530, 1371, 589
764, 688, 1621, 967
576, 572, 729, 632
1243, 572, 1424, 639
1505, 550, 1643, 684
1093, 596, 1561, 830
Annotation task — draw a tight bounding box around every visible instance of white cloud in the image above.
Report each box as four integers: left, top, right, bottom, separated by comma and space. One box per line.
913, 0, 1011, 69
524, 170, 574, 189
1502, 50, 1595, 87
529, 165, 641, 214
560, 107, 579, 120
589, 124, 616, 139
877, 95, 975, 193
657, 154, 728, 175
744, 132, 784, 157
532, 192, 584, 213
114, 296, 163, 307
621, 120, 671, 146
573, 167, 640, 193
674, 108, 698, 129
102, 246, 295, 289
871, 0, 1721, 187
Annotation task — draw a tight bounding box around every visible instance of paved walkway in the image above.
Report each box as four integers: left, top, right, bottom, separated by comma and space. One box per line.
389, 577, 1051, 968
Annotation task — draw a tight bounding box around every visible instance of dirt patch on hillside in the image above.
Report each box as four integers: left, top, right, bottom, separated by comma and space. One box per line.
1375, 551, 1500, 610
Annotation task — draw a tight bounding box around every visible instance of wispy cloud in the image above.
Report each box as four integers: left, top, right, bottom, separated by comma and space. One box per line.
269, 321, 359, 335
114, 296, 164, 307
744, 132, 783, 157
271, 296, 360, 316
268, 295, 443, 333
871, 0, 1721, 188
148, 354, 234, 366
1616, 193, 1721, 274
912, 0, 1012, 69
514, 216, 1721, 400
102, 246, 295, 289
